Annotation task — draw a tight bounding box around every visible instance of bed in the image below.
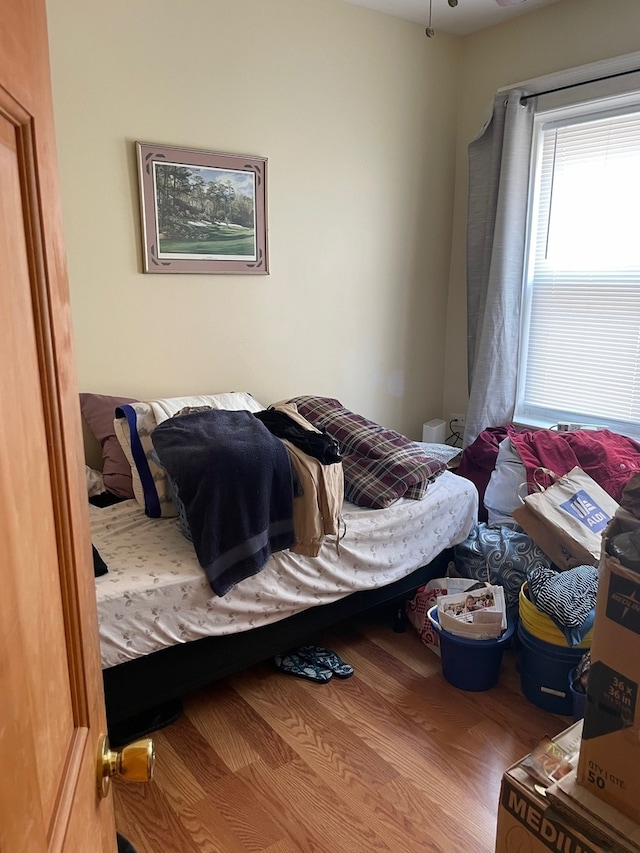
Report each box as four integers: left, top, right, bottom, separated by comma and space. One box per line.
81, 391, 478, 731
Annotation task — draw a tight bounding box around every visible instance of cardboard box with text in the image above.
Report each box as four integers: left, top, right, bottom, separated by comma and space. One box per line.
577, 506, 640, 824
495, 723, 608, 853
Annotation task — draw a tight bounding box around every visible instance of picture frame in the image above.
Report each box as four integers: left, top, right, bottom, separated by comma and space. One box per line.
136, 142, 268, 274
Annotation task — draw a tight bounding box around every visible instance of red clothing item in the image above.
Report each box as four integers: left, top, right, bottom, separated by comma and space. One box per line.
457, 426, 508, 522
506, 427, 640, 502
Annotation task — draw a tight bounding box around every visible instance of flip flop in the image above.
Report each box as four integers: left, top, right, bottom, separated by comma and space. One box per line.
296, 645, 354, 679
274, 653, 333, 683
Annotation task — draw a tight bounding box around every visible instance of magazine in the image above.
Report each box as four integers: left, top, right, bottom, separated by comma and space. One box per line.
437, 584, 507, 639
520, 735, 578, 788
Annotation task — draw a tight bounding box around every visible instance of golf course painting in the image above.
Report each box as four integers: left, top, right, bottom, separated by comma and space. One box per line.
137, 143, 268, 274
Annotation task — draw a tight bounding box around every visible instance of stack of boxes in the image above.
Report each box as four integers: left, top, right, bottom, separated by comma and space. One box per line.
494, 722, 600, 853
495, 475, 640, 852
576, 495, 640, 824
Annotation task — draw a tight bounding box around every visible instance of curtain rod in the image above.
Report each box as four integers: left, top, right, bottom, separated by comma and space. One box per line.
520, 66, 640, 103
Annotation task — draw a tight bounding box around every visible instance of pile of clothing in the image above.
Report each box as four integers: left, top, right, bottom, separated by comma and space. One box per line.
452, 424, 640, 617
526, 563, 598, 646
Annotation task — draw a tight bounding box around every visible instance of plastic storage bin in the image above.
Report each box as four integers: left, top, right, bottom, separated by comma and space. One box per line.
568, 667, 587, 722
517, 622, 586, 715
519, 582, 592, 648
427, 606, 514, 691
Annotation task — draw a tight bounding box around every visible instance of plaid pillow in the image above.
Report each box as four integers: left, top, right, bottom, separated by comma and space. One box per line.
290, 396, 446, 509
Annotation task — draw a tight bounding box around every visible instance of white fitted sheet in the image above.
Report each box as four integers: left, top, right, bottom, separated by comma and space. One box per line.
93, 471, 478, 668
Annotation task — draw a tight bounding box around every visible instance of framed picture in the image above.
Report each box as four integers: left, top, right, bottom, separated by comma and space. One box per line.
136, 142, 268, 274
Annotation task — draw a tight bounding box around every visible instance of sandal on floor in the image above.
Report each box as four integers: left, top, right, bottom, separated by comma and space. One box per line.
274, 653, 334, 683
296, 646, 354, 679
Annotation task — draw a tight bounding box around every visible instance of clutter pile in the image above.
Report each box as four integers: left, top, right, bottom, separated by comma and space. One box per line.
496, 474, 640, 853
452, 424, 640, 618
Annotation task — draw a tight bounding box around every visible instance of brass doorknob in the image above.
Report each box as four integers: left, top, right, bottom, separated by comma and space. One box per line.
97, 734, 155, 798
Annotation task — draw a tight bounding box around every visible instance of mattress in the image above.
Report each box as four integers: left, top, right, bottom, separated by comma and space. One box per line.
93, 470, 477, 668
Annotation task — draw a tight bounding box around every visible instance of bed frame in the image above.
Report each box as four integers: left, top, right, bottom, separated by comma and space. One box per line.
103, 548, 450, 734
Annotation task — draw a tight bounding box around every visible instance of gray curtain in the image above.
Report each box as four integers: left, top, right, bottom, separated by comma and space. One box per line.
464, 89, 535, 447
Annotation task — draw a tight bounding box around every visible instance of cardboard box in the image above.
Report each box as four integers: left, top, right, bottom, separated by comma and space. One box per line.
546, 769, 640, 852
577, 507, 640, 824
495, 723, 608, 853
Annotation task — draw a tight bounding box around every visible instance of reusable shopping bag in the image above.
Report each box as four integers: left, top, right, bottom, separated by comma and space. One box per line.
512, 466, 619, 570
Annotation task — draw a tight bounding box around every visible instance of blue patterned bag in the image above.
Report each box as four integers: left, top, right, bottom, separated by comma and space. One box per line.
453, 522, 551, 616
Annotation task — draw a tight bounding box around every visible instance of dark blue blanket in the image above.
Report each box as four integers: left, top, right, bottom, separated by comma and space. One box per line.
151, 409, 295, 596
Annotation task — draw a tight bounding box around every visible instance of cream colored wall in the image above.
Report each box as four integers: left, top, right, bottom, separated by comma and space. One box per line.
443, 0, 640, 423
47, 0, 460, 439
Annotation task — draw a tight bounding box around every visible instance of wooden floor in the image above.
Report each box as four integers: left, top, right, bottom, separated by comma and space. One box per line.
113, 607, 567, 852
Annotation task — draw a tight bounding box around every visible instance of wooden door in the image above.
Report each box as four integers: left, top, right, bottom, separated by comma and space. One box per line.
0, 0, 116, 850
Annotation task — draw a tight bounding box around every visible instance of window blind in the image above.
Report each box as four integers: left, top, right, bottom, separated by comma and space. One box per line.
515, 104, 640, 438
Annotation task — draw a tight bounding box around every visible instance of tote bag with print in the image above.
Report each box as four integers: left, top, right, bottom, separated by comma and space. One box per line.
512, 466, 619, 570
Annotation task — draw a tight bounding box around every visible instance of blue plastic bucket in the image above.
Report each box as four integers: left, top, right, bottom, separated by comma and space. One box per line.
517, 622, 587, 716
427, 606, 514, 691
569, 668, 587, 722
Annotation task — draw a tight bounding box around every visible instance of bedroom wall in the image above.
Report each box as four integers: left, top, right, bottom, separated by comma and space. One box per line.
443, 0, 640, 424
46, 0, 460, 440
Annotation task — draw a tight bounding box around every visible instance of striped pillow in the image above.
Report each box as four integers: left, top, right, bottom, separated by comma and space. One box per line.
114, 392, 264, 518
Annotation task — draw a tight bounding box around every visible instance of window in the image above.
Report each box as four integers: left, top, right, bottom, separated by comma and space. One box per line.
515, 95, 640, 439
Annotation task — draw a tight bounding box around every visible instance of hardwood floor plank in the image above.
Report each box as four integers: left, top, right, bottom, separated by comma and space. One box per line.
113, 778, 202, 853
455, 716, 546, 779
235, 680, 399, 794
186, 680, 298, 771
158, 714, 232, 787
232, 663, 350, 731
377, 774, 496, 852
184, 756, 288, 849
148, 729, 207, 810
234, 758, 354, 853
238, 756, 395, 853
334, 681, 499, 812
329, 617, 441, 679
184, 684, 261, 772
178, 788, 283, 853
263, 840, 307, 853
316, 630, 458, 737
325, 662, 550, 820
